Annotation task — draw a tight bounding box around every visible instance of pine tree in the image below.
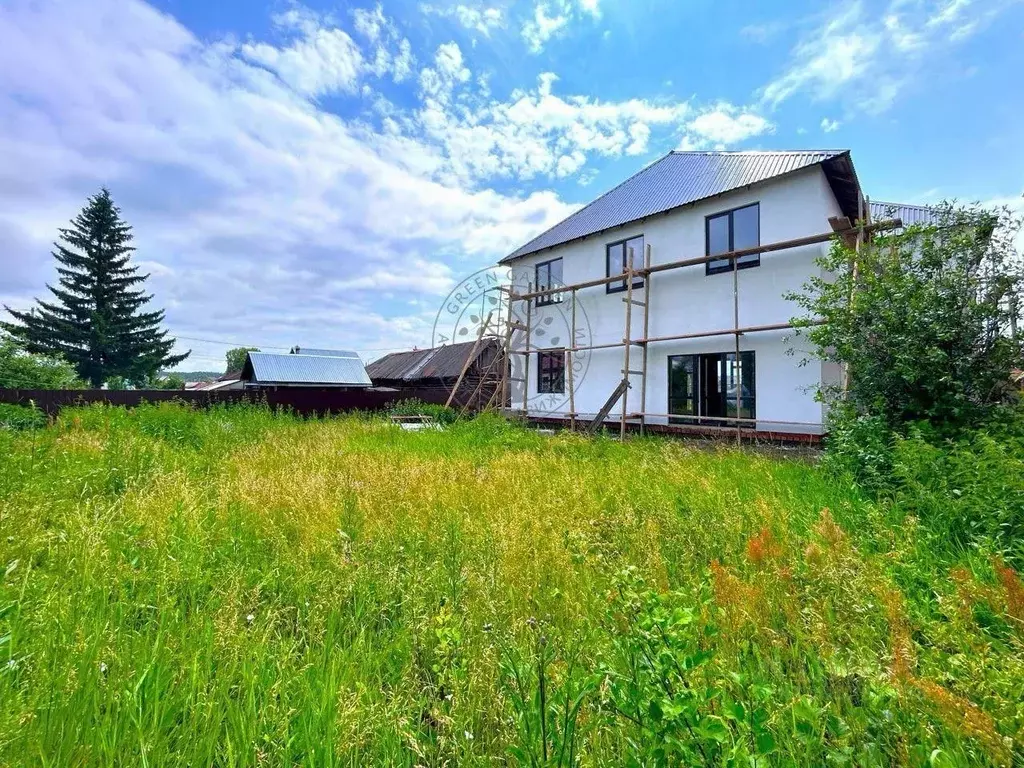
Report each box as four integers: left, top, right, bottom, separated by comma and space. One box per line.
1, 189, 189, 387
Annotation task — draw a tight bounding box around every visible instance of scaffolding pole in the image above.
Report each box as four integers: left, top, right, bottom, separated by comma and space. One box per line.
499, 218, 903, 440
620, 247, 635, 440
521, 286, 532, 415
639, 243, 652, 436
568, 288, 577, 431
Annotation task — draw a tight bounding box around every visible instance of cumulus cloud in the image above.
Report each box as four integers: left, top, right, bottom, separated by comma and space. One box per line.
422, 4, 505, 36
0, 0, 787, 364
820, 117, 841, 133
0, 0, 577, 361
687, 106, 774, 145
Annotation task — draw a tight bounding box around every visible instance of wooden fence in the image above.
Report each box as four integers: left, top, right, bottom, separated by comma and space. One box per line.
0, 387, 455, 417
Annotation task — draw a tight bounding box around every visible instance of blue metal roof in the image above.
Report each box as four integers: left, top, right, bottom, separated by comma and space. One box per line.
502, 150, 852, 262
245, 352, 371, 386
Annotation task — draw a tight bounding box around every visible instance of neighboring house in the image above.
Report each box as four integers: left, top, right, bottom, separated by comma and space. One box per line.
501, 149, 928, 436
189, 371, 243, 391
367, 339, 501, 408
240, 349, 372, 389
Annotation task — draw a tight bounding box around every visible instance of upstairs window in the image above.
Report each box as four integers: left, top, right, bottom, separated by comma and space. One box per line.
537, 350, 565, 394
606, 235, 645, 293
535, 258, 563, 307
706, 203, 760, 275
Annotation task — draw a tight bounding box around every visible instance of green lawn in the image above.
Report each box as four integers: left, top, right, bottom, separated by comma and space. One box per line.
0, 404, 1021, 766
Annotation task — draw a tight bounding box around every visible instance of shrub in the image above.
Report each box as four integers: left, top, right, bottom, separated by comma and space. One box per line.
387, 398, 460, 425
0, 402, 47, 430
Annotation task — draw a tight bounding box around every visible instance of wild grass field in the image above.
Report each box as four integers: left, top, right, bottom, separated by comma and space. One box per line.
0, 404, 1021, 766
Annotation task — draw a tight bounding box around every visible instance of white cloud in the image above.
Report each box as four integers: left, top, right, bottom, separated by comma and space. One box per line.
352, 3, 389, 42
0, 0, 579, 360
422, 4, 505, 36
739, 21, 784, 43
522, 3, 569, 53
760, 0, 1018, 114
577, 0, 601, 18
687, 105, 774, 145
820, 117, 841, 133
241, 26, 364, 96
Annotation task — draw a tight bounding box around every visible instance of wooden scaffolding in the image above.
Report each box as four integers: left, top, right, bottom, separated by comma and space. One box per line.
491, 213, 901, 441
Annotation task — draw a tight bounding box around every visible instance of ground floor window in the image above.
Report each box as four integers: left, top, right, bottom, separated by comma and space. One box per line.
537, 350, 565, 394
668, 351, 755, 427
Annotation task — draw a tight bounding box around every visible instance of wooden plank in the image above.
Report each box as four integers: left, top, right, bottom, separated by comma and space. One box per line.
511, 219, 903, 301
586, 378, 630, 436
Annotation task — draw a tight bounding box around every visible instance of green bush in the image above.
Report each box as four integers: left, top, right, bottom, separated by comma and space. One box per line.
820, 403, 895, 494
387, 398, 460, 425
0, 402, 47, 430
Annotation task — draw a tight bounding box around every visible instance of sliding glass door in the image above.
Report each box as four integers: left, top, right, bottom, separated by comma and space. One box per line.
668, 351, 755, 427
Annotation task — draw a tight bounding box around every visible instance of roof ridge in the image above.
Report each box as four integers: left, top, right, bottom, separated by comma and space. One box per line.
502, 151, 677, 261
670, 149, 849, 155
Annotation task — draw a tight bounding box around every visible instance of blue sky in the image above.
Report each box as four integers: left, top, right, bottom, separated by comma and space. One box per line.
1, 0, 1022, 371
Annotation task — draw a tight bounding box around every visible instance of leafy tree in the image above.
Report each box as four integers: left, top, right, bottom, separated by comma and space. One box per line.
1, 189, 189, 387
225, 347, 258, 373
790, 202, 1023, 439
0, 335, 82, 389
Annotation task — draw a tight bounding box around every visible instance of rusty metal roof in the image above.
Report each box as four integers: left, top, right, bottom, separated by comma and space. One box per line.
502, 150, 861, 263
367, 339, 498, 382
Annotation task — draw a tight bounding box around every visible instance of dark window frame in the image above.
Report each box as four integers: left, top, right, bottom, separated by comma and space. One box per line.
534, 257, 564, 307
705, 203, 760, 276
667, 351, 756, 428
537, 349, 566, 394
605, 235, 646, 294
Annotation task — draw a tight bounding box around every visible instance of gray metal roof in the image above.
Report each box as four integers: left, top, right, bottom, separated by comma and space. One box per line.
244, 352, 371, 386
869, 201, 938, 227
502, 150, 856, 263
289, 347, 359, 358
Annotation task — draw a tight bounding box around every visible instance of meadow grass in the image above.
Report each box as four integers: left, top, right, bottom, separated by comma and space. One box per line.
0, 404, 1021, 766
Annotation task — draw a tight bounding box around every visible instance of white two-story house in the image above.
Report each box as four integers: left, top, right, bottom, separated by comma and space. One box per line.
500, 150, 929, 436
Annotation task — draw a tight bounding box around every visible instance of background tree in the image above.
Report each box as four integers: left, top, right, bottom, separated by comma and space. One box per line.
1, 189, 189, 387
225, 347, 258, 373
0, 335, 82, 389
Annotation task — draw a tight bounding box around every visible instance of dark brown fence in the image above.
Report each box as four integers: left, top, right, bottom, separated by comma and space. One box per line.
0, 387, 453, 417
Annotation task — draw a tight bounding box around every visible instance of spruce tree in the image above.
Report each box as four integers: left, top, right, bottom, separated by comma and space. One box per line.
2, 189, 189, 387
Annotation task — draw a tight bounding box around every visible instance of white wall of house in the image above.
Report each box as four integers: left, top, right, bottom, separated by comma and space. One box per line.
507, 165, 845, 433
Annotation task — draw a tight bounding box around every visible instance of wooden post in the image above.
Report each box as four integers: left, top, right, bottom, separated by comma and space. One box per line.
522, 284, 532, 416
621, 248, 635, 440
842, 196, 867, 397
568, 288, 577, 431
445, 310, 493, 408
639, 243, 652, 436
733, 251, 741, 446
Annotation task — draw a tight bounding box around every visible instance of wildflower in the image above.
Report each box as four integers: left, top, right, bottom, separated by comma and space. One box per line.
99, 662, 108, 675
482, 623, 492, 632
246, 613, 255, 624
464, 730, 474, 740
745, 527, 782, 566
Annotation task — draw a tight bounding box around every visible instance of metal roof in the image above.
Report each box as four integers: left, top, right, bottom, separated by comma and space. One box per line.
502, 150, 857, 263
869, 201, 938, 227
289, 347, 359, 358
243, 352, 371, 386
367, 339, 499, 382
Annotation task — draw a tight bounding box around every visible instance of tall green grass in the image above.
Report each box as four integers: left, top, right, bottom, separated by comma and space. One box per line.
0, 404, 1020, 766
